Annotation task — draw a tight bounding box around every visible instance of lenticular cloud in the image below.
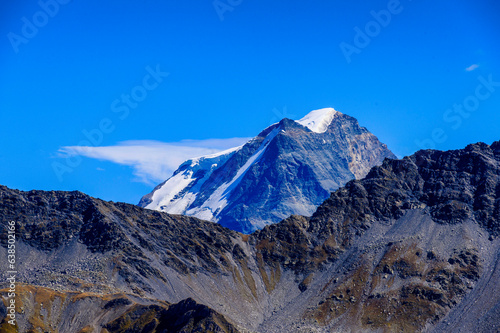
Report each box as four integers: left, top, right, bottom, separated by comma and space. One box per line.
57, 138, 250, 185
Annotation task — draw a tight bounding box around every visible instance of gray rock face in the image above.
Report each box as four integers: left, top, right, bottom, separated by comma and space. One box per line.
140, 110, 396, 233
1, 140, 499, 332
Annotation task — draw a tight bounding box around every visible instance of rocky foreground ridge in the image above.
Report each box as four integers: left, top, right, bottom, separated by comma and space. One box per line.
1, 141, 500, 332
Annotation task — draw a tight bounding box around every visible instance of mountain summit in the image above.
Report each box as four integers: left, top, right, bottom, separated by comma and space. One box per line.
139, 108, 396, 233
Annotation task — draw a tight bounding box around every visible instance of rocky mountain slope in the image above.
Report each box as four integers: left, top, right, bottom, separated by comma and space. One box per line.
1, 140, 500, 332
0, 285, 239, 333
139, 108, 396, 233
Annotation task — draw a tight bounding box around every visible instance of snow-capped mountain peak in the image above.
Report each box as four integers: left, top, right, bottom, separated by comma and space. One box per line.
140, 108, 395, 233
296, 107, 339, 133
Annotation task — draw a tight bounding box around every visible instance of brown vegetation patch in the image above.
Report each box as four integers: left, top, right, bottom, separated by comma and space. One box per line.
307, 263, 370, 325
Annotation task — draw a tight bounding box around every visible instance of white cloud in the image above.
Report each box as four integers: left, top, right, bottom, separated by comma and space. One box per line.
58, 138, 250, 185
465, 64, 479, 72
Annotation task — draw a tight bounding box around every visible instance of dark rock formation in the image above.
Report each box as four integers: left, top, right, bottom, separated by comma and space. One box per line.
1, 140, 499, 332
0, 285, 239, 333
104, 298, 239, 333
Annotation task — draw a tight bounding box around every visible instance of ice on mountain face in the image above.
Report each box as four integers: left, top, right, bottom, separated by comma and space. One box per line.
190, 145, 242, 163
186, 126, 281, 222
145, 169, 197, 212
145, 146, 242, 212
297, 107, 338, 133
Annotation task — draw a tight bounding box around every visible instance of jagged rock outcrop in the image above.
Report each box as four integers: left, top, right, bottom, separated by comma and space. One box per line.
0, 285, 239, 333
1, 140, 500, 332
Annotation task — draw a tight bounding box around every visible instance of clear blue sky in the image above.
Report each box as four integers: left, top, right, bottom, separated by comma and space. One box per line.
1, 0, 499, 204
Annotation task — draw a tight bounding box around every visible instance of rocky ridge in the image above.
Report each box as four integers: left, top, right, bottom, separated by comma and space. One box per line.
0, 140, 499, 332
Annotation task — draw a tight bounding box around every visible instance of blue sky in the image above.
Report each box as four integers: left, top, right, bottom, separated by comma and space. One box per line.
1, 0, 499, 204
